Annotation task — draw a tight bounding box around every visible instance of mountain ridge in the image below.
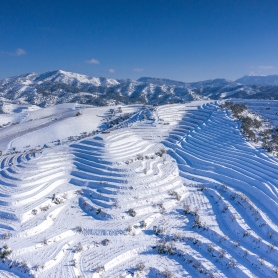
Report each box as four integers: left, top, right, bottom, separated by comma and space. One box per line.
235, 74, 278, 85
1, 70, 278, 108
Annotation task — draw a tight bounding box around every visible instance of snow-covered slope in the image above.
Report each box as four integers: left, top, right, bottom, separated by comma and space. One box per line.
0, 101, 278, 277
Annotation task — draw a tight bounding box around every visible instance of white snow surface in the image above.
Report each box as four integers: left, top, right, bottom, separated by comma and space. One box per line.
0, 101, 277, 277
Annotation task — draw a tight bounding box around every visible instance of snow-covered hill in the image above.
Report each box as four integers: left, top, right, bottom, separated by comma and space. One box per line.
0, 100, 278, 277
0, 70, 119, 88
1, 70, 278, 109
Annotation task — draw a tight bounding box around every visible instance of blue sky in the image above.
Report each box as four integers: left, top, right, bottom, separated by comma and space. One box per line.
1, 0, 278, 81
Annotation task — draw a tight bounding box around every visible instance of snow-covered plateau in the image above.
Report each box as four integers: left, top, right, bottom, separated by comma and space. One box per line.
0, 99, 278, 277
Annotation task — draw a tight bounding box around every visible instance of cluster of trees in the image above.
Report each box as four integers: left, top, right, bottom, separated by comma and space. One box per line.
105, 112, 134, 129
0, 101, 4, 114
223, 102, 247, 117
223, 101, 278, 154
222, 102, 259, 141
261, 128, 278, 153
240, 117, 259, 141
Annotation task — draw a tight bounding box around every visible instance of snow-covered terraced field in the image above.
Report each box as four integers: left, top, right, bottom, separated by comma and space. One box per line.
0, 101, 277, 277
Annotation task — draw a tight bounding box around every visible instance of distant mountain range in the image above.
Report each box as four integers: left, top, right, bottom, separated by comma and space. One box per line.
235, 75, 278, 85
1, 70, 278, 108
